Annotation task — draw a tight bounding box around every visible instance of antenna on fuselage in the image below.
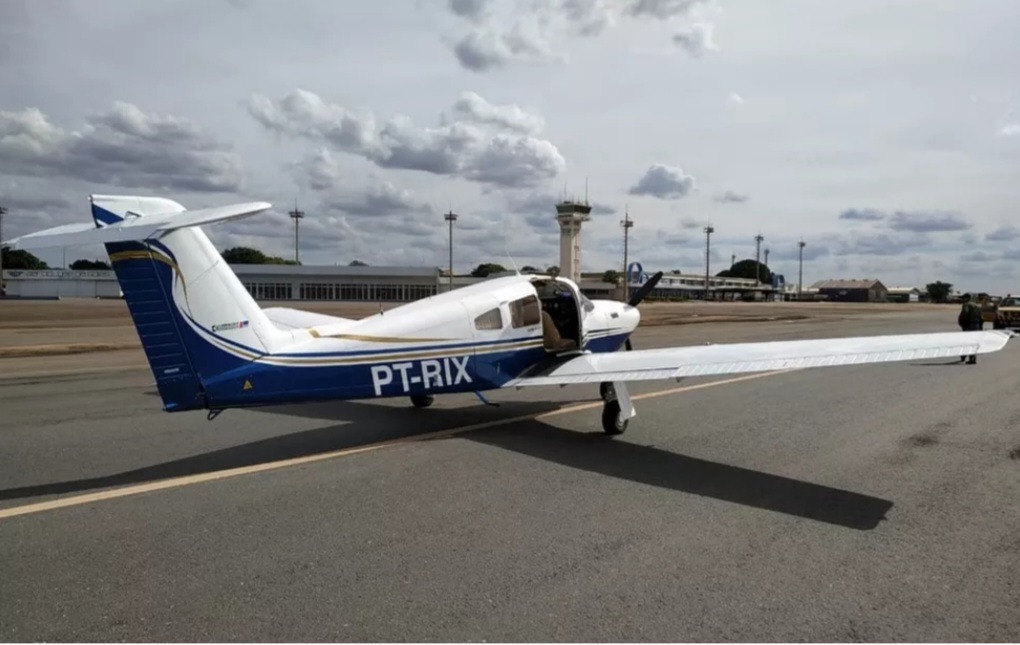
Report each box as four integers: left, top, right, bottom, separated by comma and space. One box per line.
500, 210, 521, 275
505, 242, 520, 275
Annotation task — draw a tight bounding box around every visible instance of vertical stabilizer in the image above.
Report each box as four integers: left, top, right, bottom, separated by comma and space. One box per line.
92, 195, 291, 411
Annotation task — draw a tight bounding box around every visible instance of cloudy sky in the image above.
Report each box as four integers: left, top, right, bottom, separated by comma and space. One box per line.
2, 0, 1019, 292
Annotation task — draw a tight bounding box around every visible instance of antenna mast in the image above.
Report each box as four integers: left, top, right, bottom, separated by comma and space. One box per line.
288, 201, 305, 264
620, 207, 633, 302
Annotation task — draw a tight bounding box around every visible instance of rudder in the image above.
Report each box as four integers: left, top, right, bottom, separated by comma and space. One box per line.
106, 240, 208, 411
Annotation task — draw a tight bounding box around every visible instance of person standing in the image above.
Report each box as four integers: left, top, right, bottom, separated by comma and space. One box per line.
958, 293, 984, 363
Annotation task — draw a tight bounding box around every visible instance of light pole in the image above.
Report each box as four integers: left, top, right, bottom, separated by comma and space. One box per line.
798, 239, 806, 300
754, 233, 764, 284
444, 210, 457, 290
620, 209, 633, 301
704, 224, 714, 300
0, 204, 6, 296
288, 203, 305, 264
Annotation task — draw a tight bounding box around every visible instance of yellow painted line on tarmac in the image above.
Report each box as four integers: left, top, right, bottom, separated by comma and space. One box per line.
0, 370, 791, 521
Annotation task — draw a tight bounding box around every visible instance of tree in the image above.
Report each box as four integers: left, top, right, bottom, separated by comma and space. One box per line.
602, 269, 620, 284
348, 260, 368, 266
1, 248, 49, 270
470, 262, 506, 278
520, 265, 538, 273
221, 246, 299, 265
717, 259, 772, 285
71, 259, 111, 270
925, 281, 952, 303
546, 265, 560, 276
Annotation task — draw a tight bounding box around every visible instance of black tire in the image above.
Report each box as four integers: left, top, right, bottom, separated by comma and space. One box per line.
599, 382, 614, 401
410, 394, 434, 408
601, 399, 628, 435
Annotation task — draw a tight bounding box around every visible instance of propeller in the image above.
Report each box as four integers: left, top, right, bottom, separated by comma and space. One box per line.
627, 271, 663, 307
623, 271, 663, 351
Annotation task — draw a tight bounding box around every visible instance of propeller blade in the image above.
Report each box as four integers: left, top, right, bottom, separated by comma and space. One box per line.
628, 271, 663, 307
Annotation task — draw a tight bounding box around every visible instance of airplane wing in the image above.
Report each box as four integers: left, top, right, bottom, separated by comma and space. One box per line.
261, 307, 356, 331
504, 330, 1013, 386
3, 202, 272, 250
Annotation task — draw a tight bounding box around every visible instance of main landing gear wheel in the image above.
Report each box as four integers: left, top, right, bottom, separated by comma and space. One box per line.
410, 394, 434, 408
599, 381, 614, 401
601, 399, 628, 435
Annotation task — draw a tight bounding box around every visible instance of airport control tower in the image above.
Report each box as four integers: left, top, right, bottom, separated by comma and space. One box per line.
555, 199, 592, 283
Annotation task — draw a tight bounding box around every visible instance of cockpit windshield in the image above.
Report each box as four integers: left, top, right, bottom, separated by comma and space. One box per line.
579, 293, 594, 313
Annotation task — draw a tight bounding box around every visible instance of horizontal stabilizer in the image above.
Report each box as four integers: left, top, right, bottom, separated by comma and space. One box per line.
261, 307, 356, 331
4, 201, 271, 250
505, 330, 1014, 386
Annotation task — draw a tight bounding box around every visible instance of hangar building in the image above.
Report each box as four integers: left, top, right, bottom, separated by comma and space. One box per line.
1, 265, 463, 301
4, 264, 772, 303
811, 279, 889, 302
0, 269, 122, 299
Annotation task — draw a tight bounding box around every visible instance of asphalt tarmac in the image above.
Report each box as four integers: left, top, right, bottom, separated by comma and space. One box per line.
1, 310, 1018, 642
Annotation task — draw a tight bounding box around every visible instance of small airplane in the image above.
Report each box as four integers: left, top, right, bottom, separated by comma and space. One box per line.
4, 195, 1013, 435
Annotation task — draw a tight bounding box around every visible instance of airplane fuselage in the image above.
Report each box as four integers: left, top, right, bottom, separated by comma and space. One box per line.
145, 269, 639, 411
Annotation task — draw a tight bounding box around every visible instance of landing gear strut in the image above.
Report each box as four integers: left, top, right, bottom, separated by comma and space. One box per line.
600, 380, 635, 435
410, 394, 434, 408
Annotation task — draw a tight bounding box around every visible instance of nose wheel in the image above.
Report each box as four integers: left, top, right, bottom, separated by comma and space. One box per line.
599, 381, 635, 435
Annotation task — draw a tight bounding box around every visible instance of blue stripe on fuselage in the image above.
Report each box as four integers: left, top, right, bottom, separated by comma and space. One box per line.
107, 251, 556, 411
202, 345, 549, 408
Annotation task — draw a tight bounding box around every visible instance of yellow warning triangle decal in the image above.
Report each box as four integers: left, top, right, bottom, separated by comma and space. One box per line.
243, 380, 253, 391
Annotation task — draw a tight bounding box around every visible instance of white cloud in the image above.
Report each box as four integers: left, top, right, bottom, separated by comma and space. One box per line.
672, 21, 718, 57
713, 189, 747, 203
447, 91, 545, 134
628, 164, 696, 199
998, 123, 1020, 137
444, 0, 716, 71
0, 102, 243, 193
249, 89, 565, 188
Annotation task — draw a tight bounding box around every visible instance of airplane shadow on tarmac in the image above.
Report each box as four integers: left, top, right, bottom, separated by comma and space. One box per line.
1, 394, 893, 531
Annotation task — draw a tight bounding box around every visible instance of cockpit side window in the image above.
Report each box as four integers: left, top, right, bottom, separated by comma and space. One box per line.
509, 295, 541, 327
474, 307, 503, 330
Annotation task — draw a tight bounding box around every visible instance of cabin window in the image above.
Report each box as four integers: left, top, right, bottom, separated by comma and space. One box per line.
474, 307, 503, 330
510, 295, 541, 328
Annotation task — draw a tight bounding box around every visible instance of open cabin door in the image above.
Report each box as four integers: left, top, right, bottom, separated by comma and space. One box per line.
528, 277, 585, 353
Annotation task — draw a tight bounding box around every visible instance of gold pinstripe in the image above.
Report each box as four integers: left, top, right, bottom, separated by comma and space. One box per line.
309, 330, 455, 342
255, 339, 545, 366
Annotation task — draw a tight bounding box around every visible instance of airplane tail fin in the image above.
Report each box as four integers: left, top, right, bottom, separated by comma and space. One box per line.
7, 195, 289, 411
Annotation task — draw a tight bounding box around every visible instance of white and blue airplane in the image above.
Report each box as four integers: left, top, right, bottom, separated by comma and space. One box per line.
4, 195, 1012, 435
